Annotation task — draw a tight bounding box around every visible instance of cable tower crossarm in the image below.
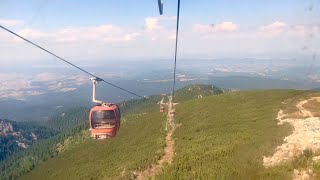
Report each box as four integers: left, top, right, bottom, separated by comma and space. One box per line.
0, 24, 144, 99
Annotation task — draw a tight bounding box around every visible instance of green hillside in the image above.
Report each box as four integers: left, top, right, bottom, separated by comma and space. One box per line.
118, 84, 223, 115
157, 90, 301, 179
16, 89, 315, 179
0, 107, 89, 180
45, 107, 88, 131
1, 84, 220, 180
21, 112, 167, 180
0, 119, 57, 163
174, 84, 224, 102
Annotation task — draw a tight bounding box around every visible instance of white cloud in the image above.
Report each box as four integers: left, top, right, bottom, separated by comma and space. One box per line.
1, 16, 179, 61
145, 17, 160, 31
1, 16, 319, 63
193, 22, 238, 33
17, 28, 49, 39
260, 21, 288, 36
124, 32, 141, 41
15, 25, 126, 43
0, 19, 24, 27
215, 22, 238, 32
186, 21, 320, 59
289, 25, 307, 37
168, 33, 176, 40
144, 16, 176, 41
144, 16, 176, 31
193, 24, 213, 33
259, 21, 320, 40
76, 25, 127, 42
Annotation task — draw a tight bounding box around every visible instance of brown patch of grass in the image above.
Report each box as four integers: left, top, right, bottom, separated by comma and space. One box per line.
303, 99, 320, 117
281, 91, 320, 119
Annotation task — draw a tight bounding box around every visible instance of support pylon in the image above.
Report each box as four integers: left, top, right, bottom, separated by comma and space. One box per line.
159, 95, 177, 131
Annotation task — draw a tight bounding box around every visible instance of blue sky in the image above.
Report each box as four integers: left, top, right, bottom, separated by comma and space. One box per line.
0, 0, 319, 63
0, 0, 314, 28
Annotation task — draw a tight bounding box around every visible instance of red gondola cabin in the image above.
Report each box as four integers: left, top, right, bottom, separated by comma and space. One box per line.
89, 104, 121, 139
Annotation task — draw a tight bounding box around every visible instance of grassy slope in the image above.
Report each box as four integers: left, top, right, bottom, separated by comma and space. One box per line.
157, 90, 304, 179
119, 84, 223, 115
15, 84, 223, 180
21, 90, 307, 179
21, 111, 167, 180
0, 107, 89, 180
174, 84, 223, 102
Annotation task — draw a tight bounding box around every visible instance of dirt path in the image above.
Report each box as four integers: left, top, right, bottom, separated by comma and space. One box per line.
136, 98, 177, 180
263, 97, 320, 179
136, 126, 176, 180
296, 99, 314, 117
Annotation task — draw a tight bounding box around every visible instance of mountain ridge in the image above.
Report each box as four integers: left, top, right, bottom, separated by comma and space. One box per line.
18, 88, 314, 179
4, 85, 318, 179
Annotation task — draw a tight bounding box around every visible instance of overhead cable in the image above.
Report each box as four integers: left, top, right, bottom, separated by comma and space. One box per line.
0, 24, 144, 98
